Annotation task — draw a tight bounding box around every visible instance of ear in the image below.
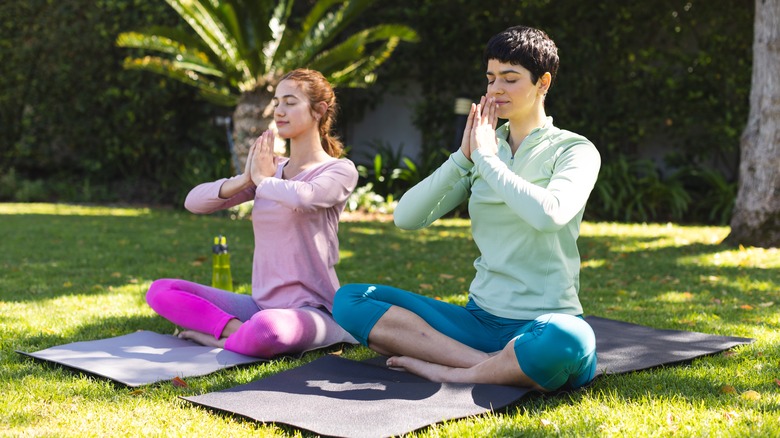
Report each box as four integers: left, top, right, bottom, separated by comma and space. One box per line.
314, 101, 328, 120
539, 72, 552, 95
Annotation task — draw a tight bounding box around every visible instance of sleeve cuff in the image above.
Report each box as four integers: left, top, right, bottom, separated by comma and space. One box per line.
450, 149, 475, 174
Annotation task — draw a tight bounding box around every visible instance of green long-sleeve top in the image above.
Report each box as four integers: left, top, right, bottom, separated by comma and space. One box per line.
394, 118, 601, 319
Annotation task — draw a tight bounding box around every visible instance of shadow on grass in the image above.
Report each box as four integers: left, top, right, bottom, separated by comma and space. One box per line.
495, 351, 780, 436
12, 314, 165, 353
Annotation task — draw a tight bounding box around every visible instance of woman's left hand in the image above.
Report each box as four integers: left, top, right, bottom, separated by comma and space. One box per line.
470, 96, 498, 157
250, 130, 277, 185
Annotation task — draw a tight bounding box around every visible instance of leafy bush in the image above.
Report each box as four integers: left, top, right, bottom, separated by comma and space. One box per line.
679, 166, 736, 225
355, 141, 415, 200
2, 0, 753, 223
346, 0, 752, 224
346, 183, 397, 214
0, 0, 226, 204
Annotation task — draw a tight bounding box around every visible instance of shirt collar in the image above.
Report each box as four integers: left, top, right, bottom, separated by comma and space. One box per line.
496, 117, 554, 151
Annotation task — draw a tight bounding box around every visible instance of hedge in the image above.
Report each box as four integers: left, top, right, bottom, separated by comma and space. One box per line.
1, 0, 754, 222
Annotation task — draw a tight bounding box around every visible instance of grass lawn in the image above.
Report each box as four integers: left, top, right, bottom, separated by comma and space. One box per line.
1, 203, 778, 437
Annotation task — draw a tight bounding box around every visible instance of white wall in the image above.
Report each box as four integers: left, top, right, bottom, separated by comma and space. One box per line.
345, 82, 423, 165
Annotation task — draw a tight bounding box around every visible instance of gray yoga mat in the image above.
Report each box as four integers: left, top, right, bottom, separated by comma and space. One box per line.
182, 316, 753, 438
17, 331, 265, 387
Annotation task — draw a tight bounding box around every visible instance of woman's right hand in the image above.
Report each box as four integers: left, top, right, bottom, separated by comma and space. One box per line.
217, 138, 257, 199
250, 130, 277, 185
240, 139, 257, 187
459, 97, 481, 162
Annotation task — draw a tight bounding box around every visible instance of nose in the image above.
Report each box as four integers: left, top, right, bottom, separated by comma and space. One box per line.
487, 82, 503, 97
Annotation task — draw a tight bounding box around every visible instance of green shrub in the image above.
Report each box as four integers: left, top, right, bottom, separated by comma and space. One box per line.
347, 0, 752, 224
2, 0, 753, 222
0, 0, 225, 205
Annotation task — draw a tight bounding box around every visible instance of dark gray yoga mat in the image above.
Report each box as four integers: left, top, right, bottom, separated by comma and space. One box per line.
182, 316, 753, 438
17, 331, 265, 387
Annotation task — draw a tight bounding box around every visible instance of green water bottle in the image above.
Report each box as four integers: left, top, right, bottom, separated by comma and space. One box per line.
211, 235, 233, 291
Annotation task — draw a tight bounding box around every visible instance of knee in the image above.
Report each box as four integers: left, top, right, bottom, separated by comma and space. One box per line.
145, 279, 176, 309
332, 283, 374, 327
542, 314, 595, 359
514, 314, 596, 390
226, 313, 291, 358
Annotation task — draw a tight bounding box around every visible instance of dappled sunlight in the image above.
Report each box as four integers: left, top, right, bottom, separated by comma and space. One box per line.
673, 310, 723, 326
581, 259, 607, 269
655, 291, 696, 304
440, 293, 469, 306
581, 222, 729, 253
681, 246, 780, 269
348, 226, 384, 236
0, 203, 151, 217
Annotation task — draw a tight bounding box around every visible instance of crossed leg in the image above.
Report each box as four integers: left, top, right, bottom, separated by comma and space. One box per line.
147, 279, 355, 357
333, 284, 546, 389
370, 306, 545, 390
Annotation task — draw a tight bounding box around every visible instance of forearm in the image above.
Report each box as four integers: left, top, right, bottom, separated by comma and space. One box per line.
185, 175, 255, 214
471, 144, 600, 231
218, 173, 254, 199
254, 161, 358, 212
393, 151, 472, 230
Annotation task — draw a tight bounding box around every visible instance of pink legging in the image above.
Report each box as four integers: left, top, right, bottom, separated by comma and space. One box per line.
146, 279, 355, 358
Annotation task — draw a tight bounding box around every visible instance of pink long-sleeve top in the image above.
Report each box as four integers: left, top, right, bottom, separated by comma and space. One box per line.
185, 157, 359, 311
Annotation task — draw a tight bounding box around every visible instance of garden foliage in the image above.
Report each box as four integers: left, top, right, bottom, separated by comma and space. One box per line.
1, 0, 753, 224
348, 0, 752, 223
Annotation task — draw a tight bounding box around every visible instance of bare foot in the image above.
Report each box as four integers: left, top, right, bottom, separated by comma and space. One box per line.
388, 345, 545, 390
178, 330, 226, 348
387, 356, 456, 383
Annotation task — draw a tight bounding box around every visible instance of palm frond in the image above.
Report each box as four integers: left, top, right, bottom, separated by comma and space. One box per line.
310, 0, 373, 48
164, 0, 254, 88
118, 0, 418, 101
261, 0, 295, 78
309, 24, 418, 86
116, 32, 224, 77
275, 0, 342, 62
122, 56, 238, 106
277, 0, 375, 71
325, 39, 397, 87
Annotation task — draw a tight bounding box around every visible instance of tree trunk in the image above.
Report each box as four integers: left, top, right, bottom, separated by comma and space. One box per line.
725, 0, 780, 248
231, 87, 284, 172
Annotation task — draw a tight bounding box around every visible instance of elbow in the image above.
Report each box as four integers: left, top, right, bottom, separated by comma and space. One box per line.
391, 193, 425, 230
393, 208, 424, 230
530, 209, 569, 233
533, 208, 572, 232
530, 198, 571, 232
183, 194, 203, 214
393, 214, 416, 230
183, 189, 218, 214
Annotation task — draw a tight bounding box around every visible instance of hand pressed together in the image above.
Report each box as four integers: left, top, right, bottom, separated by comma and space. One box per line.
459, 96, 498, 162
246, 130, 278, 186
470, 96, 499, 158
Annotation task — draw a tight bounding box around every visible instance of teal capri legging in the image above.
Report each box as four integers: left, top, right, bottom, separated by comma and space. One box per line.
333, 283, 597, 391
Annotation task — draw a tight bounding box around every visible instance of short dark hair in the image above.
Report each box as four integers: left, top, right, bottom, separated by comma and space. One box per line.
483, 25, 559, 86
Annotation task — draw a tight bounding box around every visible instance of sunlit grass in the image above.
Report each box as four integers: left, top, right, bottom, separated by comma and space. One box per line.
0, 202, 152, 216
1, 203, 778, 437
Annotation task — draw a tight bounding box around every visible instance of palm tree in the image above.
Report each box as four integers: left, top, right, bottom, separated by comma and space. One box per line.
116, 0, 418, 169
